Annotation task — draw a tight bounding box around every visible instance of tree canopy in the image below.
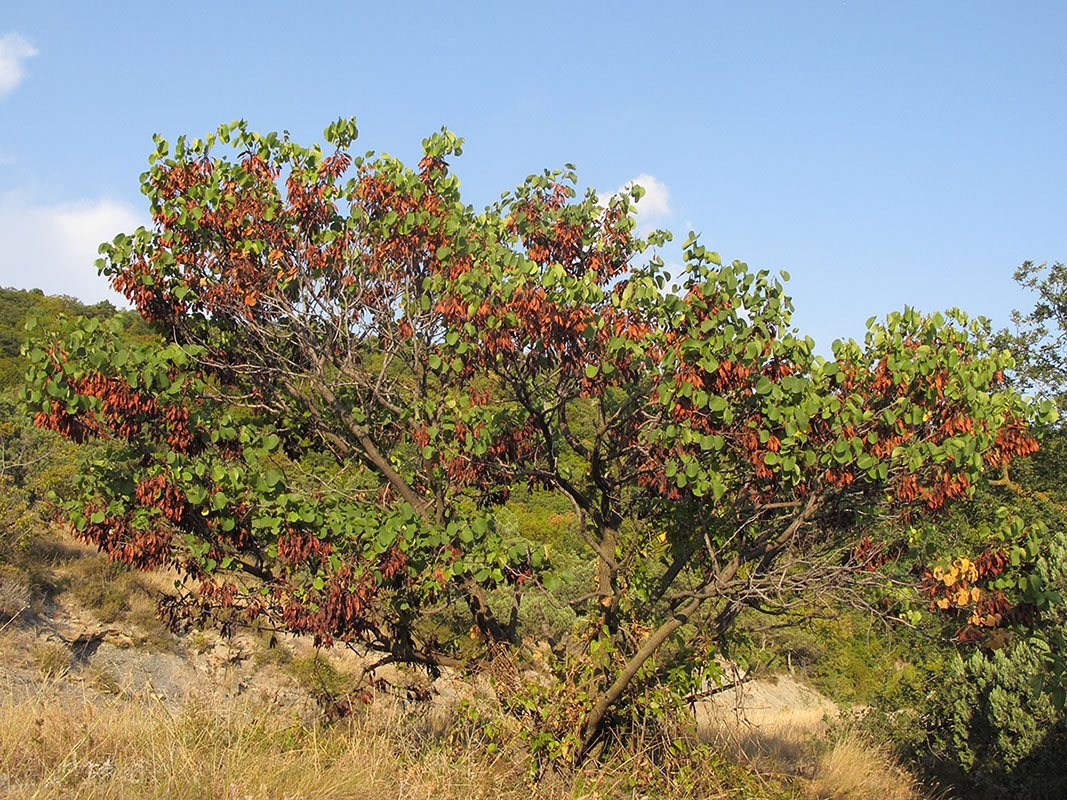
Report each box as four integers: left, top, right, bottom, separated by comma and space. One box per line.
20, 118, 1056, 755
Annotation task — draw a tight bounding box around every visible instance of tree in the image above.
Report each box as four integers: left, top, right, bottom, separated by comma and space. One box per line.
999, 260, 1067, 417
22, 119, 1050, 757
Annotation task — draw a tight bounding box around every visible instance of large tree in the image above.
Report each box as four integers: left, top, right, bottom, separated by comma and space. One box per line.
22, 119, 1050, 756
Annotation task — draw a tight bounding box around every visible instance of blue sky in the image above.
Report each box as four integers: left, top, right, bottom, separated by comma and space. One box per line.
1, 1, 1064, 349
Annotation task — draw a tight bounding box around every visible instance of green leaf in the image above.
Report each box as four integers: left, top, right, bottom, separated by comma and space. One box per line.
1051, 687, 1066, 710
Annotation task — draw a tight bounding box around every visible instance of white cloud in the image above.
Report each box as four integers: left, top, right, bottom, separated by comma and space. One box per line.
599, 173, 672, 234
0, 33, 38, 97
0, 191, 143, 304
621, 173, 671, 220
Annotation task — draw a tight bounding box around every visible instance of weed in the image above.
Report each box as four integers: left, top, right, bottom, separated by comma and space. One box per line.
287, 653, 356, 701
68, 558, 132, 622
0, 685, 812, 800
188, 630, 213, 654
85, 666, 123, 695
31, 642, 71, 680
0, 566, 31, 623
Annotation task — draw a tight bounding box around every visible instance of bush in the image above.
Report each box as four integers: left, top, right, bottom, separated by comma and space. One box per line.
922, 530, 1067, 798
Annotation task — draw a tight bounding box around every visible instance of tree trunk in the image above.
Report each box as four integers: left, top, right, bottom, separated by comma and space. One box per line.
578, 594, 706, 759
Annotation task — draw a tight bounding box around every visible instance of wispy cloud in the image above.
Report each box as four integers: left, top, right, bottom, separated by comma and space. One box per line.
0, 191, 142, 304
0, 33, 38, 97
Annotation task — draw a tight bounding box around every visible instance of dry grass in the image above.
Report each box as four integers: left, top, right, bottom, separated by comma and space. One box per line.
700, 697, 926, 800
0, 684, 810, 800
0, 530, 923, 799
0, 679, 930, 800
0, 567, 32, 622
0, 687, 541, 800
31, 642, 73, 680
61, 554, 177, 646
811, 731, 923, 800
701, 700, 832, 773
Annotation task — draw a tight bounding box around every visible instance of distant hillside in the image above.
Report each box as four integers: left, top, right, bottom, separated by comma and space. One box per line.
0, 286, 147, 389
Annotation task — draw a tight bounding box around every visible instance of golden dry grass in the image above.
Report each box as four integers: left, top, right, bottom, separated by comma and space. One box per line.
0, 671, 928, 800
699, 692, 834, 775
810, 732, 923, 800
699, 696, 925, 800
0, 687, 541, 800
0, 529, 924, 800
1, 685, 794, 800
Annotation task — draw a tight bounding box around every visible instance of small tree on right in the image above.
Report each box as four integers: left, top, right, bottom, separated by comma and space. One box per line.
999, 260, 1067, 416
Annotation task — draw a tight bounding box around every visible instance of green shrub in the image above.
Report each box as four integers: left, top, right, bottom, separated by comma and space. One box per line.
287, 653, 357, 700
922, 531, 1067, 798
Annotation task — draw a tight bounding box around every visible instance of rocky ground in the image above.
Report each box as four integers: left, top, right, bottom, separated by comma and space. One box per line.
0, 532, 508, 738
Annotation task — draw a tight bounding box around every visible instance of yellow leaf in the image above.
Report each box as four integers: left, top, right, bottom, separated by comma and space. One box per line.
985, 630, 1011, 650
